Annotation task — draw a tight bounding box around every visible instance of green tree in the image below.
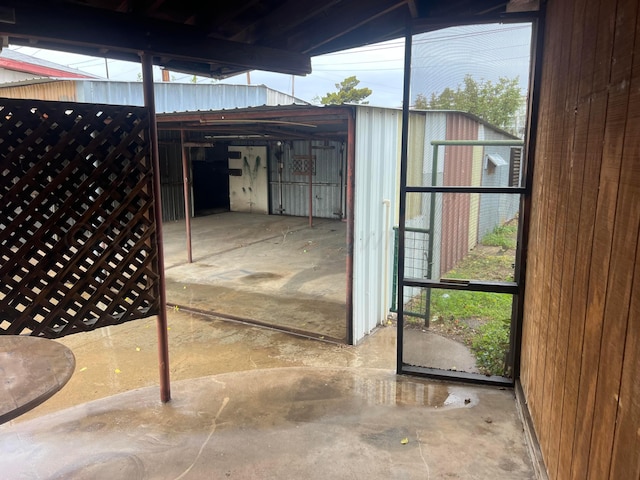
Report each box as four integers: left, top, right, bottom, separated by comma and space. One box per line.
320, 76, 372, 105
416, 75, 523, 131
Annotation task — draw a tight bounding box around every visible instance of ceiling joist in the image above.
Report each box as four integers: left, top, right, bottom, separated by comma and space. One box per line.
0, 2, 311, 77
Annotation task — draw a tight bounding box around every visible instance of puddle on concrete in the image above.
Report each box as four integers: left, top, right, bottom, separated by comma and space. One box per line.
240, 272, 283, 283
352, 376, 478, 409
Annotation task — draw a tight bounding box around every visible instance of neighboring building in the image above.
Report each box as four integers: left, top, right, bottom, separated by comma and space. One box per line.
0, 48, 98, 83
0, 79, 306, 113
0, 50, 307, 115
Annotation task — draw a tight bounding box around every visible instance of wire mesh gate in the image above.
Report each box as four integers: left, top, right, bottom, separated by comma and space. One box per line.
391, 226, 432, 325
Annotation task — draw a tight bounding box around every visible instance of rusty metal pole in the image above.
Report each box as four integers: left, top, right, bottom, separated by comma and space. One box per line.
180, 129, 193, 263
345, 108, 355, 345
141, 53, 171, 403
308, 139, 313, 227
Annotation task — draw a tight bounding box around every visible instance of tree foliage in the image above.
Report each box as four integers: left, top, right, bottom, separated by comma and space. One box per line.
320, 76, 372, 105
414, 75, 523, 131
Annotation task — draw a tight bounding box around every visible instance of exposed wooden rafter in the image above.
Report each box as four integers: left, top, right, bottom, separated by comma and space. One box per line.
0, 2, 311, 76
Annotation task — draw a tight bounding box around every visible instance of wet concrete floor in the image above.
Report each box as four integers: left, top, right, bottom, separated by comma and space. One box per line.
0, 212, 532, 477
1, 311, 534, 479
162, 213, 347, 340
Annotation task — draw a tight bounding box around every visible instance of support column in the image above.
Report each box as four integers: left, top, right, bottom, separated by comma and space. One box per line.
181, 130, 193, 263
396, 23, 412, 373
141, 53, 171, 403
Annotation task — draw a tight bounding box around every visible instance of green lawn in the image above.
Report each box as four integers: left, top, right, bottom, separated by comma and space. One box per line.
407, 221, 518, 376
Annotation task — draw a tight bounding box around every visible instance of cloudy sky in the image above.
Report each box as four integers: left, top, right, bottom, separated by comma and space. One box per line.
9, 23, 531, 108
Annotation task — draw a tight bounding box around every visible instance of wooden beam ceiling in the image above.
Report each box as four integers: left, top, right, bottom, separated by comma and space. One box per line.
0, 1, 529, 78
0, 1, 311, 76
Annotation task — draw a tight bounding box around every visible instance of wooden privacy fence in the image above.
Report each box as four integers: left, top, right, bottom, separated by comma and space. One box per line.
0, 98, 161, 338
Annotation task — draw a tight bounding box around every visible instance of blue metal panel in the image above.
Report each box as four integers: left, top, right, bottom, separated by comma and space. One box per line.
75, 81, 301, 112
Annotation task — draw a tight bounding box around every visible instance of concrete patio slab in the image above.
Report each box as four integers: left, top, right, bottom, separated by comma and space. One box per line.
0, 367, 534, 480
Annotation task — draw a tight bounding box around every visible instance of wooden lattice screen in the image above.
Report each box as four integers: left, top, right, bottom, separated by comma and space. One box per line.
0, 98, 161, 337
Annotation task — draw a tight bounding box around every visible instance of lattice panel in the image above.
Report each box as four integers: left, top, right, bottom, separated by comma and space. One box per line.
0, 98, 160, 337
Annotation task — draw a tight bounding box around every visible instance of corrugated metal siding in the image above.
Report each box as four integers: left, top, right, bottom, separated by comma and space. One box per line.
269, 140, 344, 219
353, 106, 400, 342
440, 113, 478, 274
0, 80, 77, 101
157, 130, 185, 222
75, 81, 300, 112
266, 89, 307, 106
416, 112, 448, 281
479, 127, 520, 241
406, 113, 426, 217
0, 70, 47, 84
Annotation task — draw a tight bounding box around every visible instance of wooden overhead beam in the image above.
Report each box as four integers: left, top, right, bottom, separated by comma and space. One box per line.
229, 0, 343, 44
158, 107, 351, 123
285, 0, 409, 54
0, 2, 311, 76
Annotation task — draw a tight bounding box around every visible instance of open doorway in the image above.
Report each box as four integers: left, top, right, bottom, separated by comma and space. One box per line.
157, 111, 352, 343
191, 144, 230, 216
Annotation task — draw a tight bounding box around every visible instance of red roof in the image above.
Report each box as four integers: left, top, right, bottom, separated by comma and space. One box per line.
0, 49, 98, 79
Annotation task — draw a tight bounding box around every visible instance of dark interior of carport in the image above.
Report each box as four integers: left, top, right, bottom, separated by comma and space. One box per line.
0, 0, 538, 403
156, 105, 355, 344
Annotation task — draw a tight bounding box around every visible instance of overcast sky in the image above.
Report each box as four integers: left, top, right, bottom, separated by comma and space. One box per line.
8, 23, 531, 108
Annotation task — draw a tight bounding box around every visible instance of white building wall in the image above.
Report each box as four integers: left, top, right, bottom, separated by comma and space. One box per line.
352, 106, 400, 343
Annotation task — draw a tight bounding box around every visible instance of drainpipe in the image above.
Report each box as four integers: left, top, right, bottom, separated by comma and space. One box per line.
425, 143, 439, 328
339, 142, 345, 218
141, 53, 171, 403
308, 139, 313, 227
180, 130, 192, 263
277, 141, 284, 214
346, 108, 355, 345
383, 198, 391, 320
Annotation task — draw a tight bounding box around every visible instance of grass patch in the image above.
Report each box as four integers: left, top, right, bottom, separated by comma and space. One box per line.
425, 289, 512, 376
471, 318, 511, 375
481, 223, 518, 249
431, 290, 511, 323
445, 254, 514, 282
405, 220, 518, 376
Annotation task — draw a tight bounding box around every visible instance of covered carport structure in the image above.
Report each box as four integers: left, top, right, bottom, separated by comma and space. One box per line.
1, 2, 639, 478
156, 104, 356, 344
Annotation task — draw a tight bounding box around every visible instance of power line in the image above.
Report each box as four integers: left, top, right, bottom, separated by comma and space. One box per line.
320, 25, 530, 57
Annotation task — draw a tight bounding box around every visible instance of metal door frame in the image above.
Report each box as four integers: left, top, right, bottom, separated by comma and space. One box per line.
396, 7, 546, 386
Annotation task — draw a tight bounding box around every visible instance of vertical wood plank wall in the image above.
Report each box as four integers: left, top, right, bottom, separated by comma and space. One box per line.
520, 0, 640, 479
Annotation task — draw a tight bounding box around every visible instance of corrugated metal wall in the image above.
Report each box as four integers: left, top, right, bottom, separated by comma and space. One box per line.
521, 0, 640, 478
419, 112, 447, 280
157, 130, 186, 222
0, 80, 77, 101
353, 106, 400, 342
441, 113, 478, 274
0, 80, 302, 111
402, 112, 432, 300
269, 140, 344, 219
75, 81, 302, 112
479, 127, 520, 241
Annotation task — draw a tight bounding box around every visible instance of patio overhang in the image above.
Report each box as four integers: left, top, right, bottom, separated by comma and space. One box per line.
0, 1, 538, 79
